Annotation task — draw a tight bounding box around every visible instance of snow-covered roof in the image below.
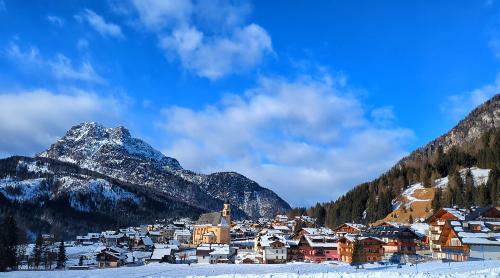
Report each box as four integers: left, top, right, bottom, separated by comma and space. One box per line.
150, 248, 172, 260
209, 246, 230, 255
442, 208, 467, 220
103, 233, 124, 239
142, 236, 153, 246
258, 235, 289, 248
409, 223, 429, 238
174, 229, 191, 236
449, 220, 500, 246
304, 235, 337, 248
272, 225, 290, 231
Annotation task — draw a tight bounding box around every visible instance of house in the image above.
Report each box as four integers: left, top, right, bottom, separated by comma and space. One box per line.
126, 251, 152, 264
333, 223, 366, 236
42, 234, 55, 245
235, 249, 261, 264
148, 246, 174, 263
338, 235, 385, 263
196, 244, 213, 264
96, 247, 127, 268
362, 226, 419, 260
296, 234, 339, 262
272, 225, 291, 234
196, 244, 235, 264
439, 220, 500, 261
255, 234, 289, 264
426, 206, 500, 259
148, 230, 166, 243
173, 229, 192, 244
176, 247, 197, 264
426, 208, 467, 259
275, 214, 289, 223
208, 245, 234, 264
192, 202, 231, 245
101, 231, 124, 247
291, 227, 334, 240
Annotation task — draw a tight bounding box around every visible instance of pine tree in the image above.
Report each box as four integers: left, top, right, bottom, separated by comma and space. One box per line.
487, 168, 500, 206
476, 184, 490, 206
420, 165, 432, 188
350, 239, 364, 269
408, 214, 414, 224
0, 214, 19, 271
32, 233, 43, 269
432, 188, 442, 212
464, 169, 474, 207
56, 240, 66, 269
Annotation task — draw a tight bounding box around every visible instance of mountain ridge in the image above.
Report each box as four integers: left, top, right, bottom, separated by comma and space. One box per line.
37, 122, 291, 219
398, 94, 500, 165
0, 122, 290, 238
300, 94, 500, 228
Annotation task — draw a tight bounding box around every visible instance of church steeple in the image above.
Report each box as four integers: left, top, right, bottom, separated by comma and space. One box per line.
222, 200, 231, 224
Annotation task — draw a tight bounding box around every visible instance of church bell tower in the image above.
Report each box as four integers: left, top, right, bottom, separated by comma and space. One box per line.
222, 200, 231, 224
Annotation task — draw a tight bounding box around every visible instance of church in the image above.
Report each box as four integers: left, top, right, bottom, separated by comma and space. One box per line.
192, 201, 231, 245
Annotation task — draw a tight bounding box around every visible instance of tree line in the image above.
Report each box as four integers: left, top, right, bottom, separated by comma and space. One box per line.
289, 128, 500, 228
0, 212, 66, 272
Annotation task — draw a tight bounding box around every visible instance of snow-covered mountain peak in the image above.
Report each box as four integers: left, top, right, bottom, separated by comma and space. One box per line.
34, 122, 290, 219
38, 122, 182, 170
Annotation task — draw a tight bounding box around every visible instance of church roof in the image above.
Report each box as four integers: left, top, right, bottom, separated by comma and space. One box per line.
196, 212, 222, 226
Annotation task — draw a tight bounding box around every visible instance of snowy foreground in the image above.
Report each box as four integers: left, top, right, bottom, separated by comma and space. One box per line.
3, 260, 500, 278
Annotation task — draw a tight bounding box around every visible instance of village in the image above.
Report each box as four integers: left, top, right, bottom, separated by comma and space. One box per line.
18, 202, 500, 271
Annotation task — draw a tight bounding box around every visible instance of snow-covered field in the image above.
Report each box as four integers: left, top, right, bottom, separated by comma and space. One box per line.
3, 260, 500, 278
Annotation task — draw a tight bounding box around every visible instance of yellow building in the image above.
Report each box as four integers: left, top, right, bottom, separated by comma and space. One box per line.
192, 201, 231, 245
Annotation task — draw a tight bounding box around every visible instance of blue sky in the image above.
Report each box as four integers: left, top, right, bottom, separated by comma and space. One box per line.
0, 0, 499, 206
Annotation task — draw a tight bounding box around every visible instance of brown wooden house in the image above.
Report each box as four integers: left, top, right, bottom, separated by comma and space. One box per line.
338, 236, 384, 263
333, 223, 366, 236
96, 248, 125, 268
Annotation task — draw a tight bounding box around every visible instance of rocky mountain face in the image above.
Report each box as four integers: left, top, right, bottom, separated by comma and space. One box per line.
302, 94, 500, 228
37, 122, 290, 219
0, 156, 204, 238
399, 94, 500, 164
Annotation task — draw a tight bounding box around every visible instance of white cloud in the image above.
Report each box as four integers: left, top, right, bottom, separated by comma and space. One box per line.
160, 24, 271, 79
371, 106, 395, 127
47, 15, 65, 27
78, 9, 124, 39
0, 89, 124, 157
160, 75, 414, 206
441, 75, 500, 119
132, 0, 192, 30
129, 0, 272, 79
5, 42, 104, 83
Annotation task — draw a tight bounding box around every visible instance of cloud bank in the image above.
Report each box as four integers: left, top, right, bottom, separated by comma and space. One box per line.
128, 0, 272, 79
5, 42, 104, 83
160, 75, 414, 206
0, 90, 123, 157
77, 9, 124, 39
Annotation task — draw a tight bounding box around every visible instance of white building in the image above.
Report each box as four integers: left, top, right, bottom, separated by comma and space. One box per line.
255, 234, 288, 264
173, 229, 192, 244
196, 244, 234, 264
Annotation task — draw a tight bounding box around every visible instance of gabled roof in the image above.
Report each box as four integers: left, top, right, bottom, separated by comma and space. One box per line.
196, 212, 223, 226
447, 220, 500, 246
339, 235, 385, 244
333, 223, 366, 232
150, 248, 172, 260
363, 226, 419, 239
302, 235, 337, 248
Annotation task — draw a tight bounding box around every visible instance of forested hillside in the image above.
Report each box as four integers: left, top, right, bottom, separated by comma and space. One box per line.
291, 95, 500, 228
